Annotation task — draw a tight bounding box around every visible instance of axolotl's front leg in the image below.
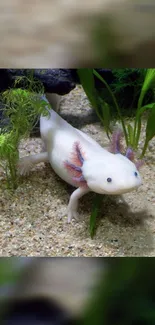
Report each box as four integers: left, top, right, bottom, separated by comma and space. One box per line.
18, 148, 90, 223
67, 187, 90, 223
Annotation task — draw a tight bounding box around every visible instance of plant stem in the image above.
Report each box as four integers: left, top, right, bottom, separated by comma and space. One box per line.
8, 158, 17, 189
133, 96, 143, 148
134, 119, 141, 149
141, 139, 148, 158
93, 69, 128, 145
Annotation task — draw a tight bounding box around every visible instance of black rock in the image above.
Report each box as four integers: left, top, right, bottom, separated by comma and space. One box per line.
0, 69, 114, 96
0, 69, 13, 92
7, 69, 76, 95
1, 298, 75, 325
71, 69, 114, 87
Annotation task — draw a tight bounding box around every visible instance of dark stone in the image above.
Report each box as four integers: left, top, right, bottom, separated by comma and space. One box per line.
7, 69, 76, 95
1, 298, 75, 325
0, 69, 13, 92
69, 68, 114, 88
0, 69, 114, 96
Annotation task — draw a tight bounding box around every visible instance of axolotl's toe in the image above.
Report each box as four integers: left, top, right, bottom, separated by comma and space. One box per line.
17, 157, 34, 176
67, 209, 79, 223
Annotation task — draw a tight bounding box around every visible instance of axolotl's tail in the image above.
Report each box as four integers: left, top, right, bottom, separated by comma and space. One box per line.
39, 94, 61, 143
39, 94, 75, 148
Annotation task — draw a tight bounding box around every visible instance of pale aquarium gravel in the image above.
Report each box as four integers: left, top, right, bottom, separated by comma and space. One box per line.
0, 86, 155, 257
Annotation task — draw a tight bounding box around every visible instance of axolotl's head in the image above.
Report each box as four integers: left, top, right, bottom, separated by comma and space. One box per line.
82, 152, 142, 195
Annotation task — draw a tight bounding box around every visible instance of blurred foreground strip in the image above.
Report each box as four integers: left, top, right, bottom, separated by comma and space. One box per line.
0, 0, 155, 67
0, 258, 105, 324
0, 258, 155, 324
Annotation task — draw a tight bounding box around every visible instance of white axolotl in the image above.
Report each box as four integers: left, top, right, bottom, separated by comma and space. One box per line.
18, 95, 143, 222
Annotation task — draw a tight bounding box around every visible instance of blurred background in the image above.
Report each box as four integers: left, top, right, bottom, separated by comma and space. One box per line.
0, 0, 155, 67
0, 258, 155, 325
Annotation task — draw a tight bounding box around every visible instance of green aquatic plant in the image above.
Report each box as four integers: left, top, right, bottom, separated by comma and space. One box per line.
0, 131, 19, 189
81, 259, 155, 325
110, 68, 147, 110
0, 74, 50, 189
93, 68, 155, 156
133, 69, 155, 155
89, 194, 103, 239
77, 69, 112, 139
78, 68, 155, 157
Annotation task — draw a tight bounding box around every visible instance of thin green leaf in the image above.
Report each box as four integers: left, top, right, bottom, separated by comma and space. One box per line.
138, 69, 155, 109
127, 124, 134, 147
136, 103, 155, 121
90, 194, 103, 239
100, 101, 112, 138
77, 69, 105, 124
93, 69, 128, 146
146, 106, 155, 141
134, 69, 155, 146
134, 102, 155, 148
141, 104, 155, 157
77, 69, 98, 109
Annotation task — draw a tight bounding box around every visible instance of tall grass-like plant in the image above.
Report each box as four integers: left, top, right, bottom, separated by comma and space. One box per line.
77, 69, 112, 138
110, 69, 147, 110
78, 68, 155, 157
81, 259, 155, 325
133, 69, 155, 153
141, 103, 155, 157
89, 194, 103, 239
92, 69, 128, 144
0, 74, 49, 189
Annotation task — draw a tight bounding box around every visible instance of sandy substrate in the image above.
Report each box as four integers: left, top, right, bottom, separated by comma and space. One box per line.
0, 86, 155, 256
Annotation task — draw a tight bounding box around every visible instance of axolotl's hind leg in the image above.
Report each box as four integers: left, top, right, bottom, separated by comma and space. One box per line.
18, 152, 49, 176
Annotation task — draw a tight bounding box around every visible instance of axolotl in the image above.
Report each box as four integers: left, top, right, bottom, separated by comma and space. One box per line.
18, 95, 143, 222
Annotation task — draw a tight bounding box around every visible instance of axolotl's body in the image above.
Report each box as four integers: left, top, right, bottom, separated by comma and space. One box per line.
19, 96, 142, 222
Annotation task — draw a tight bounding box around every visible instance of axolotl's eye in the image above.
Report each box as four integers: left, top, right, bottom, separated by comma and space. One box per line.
107, 177, 112, 183
134, 171, 138, 177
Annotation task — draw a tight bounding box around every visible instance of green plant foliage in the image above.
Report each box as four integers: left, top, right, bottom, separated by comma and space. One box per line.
78, 68, 155, 155
138, 69, 155, 109
77, 69, 98, 110
89, 194, 103, 239
77, 69, 112, 138
133, 69, 155, 149
111, 69, 147, 108
0, 74, 50, 189
97, 69, 148, 116
81, 259, 155, 325
141, 104, 155, 157
0, 131, 19, 189
0, 258, 21, 288
93, 69, 128, 144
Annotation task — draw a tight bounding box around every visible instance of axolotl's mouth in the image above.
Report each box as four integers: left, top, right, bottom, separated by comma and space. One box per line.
90, 177, 142, 195
109, 185, 141, 195
96, 187, 141, 195
95, 187, 141, 195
